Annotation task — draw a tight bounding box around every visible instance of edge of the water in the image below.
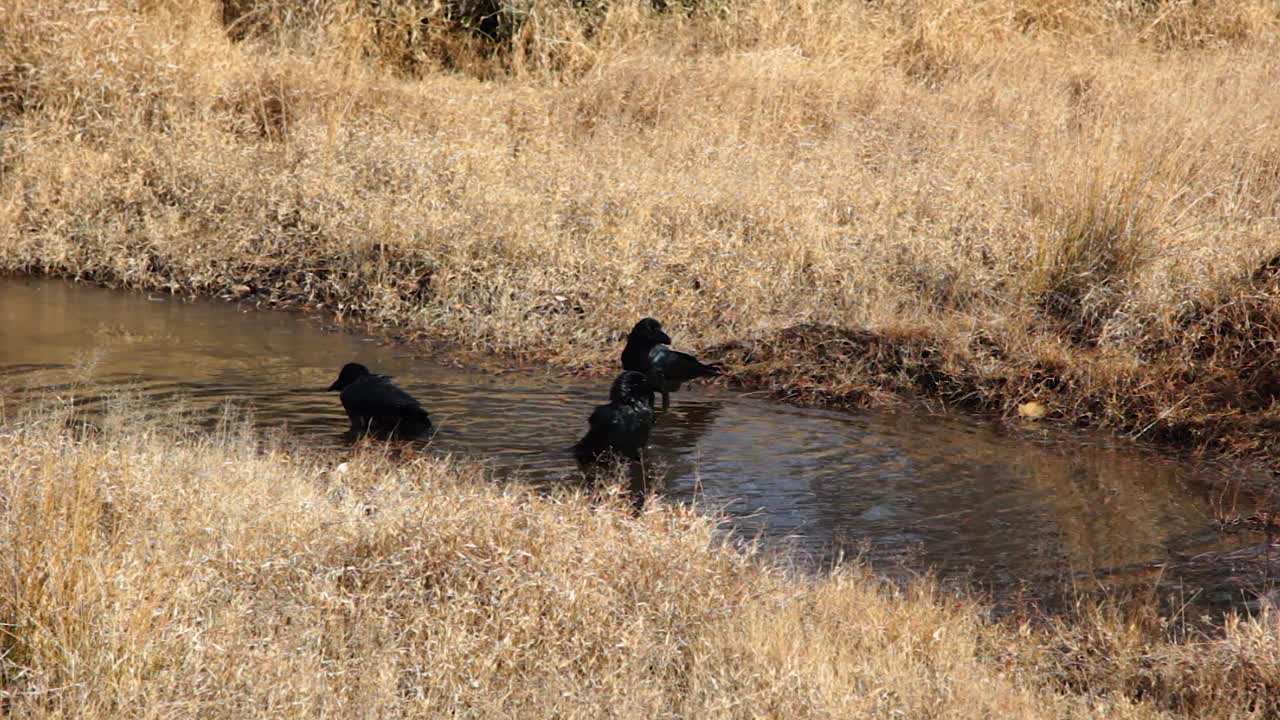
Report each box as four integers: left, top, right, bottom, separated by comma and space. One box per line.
6, 269, 1277, 497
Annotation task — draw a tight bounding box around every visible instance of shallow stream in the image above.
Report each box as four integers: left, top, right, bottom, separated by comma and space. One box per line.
1, 278, 1271, 610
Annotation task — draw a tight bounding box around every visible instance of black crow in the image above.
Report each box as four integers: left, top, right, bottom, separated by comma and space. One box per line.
620, 317, 722, 409
573, 371, 657, 465
327, 362, 432, 438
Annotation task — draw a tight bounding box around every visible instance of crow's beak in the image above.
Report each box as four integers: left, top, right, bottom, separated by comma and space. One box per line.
656, 331, 672, 345
326, 380, 341, 392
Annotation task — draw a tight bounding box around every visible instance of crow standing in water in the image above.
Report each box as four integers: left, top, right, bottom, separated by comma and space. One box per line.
621, 317, 723, 409
573, 371, 657, 465
327, 362, 432, 439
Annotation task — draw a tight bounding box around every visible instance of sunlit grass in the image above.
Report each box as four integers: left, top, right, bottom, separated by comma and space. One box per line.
1, 399, 1278, 717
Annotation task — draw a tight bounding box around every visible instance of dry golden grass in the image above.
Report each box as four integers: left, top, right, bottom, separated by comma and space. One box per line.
8, 7, 1280, 709
4, 0, 1280, 458
2, 399, 1280, 718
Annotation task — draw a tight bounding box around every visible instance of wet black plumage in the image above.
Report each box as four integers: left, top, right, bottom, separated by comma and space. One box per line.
573, 371, 657, 464
620, 317, 722, 409
327, 362, 432, 438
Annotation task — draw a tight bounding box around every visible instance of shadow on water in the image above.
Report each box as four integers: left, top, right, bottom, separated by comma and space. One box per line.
2, 277, 1277, 612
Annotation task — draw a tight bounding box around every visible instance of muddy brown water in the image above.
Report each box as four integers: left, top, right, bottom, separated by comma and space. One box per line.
2, 278, 1274, 611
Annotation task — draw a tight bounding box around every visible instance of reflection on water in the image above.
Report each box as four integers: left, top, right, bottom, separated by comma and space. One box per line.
0, 278, 1270, 607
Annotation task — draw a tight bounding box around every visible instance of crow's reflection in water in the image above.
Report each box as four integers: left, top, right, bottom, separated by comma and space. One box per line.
644, 399, 722, 490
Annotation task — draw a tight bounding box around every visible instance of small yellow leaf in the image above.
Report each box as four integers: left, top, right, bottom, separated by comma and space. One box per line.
1017, 401, 1047, 419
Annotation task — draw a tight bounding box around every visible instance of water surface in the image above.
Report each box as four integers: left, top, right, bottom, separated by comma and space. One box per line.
1, 278, 1270, 609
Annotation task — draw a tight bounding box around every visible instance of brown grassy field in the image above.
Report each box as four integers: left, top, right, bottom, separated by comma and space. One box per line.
8, 5, 1280, 713
0, 399, 1277, 718
5, 0, 1280, 458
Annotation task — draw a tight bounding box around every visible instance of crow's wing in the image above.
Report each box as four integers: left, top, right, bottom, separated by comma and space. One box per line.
574, 403, 620, 461
613, 402, 654, 458
343, 376, 430, 420
651, 345, 722, 385
576, 401, 656, 462
590, 403, 620, 431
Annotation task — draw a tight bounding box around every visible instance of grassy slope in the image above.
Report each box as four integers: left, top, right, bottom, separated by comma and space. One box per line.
1, 403, 1278, 718
5, 1, 1280, 458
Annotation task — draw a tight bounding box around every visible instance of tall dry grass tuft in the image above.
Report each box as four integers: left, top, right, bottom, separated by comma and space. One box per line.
2, 399, 1280, 717
1026, 154, 1168, 345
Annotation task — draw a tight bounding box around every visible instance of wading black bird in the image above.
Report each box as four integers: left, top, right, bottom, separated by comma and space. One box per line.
327, 362, 432, 438
573, 371, 657, 465
620, 317, 722, 409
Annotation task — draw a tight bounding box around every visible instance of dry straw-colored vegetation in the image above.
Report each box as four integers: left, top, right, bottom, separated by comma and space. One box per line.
3, 0, 1280, 460
0, 400, 1278, 718
8, 4, 1280, 714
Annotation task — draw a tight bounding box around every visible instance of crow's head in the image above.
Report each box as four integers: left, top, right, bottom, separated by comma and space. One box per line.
628, 317, 672, 347
328, 362, 372, 392
610, 370, 656, 406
